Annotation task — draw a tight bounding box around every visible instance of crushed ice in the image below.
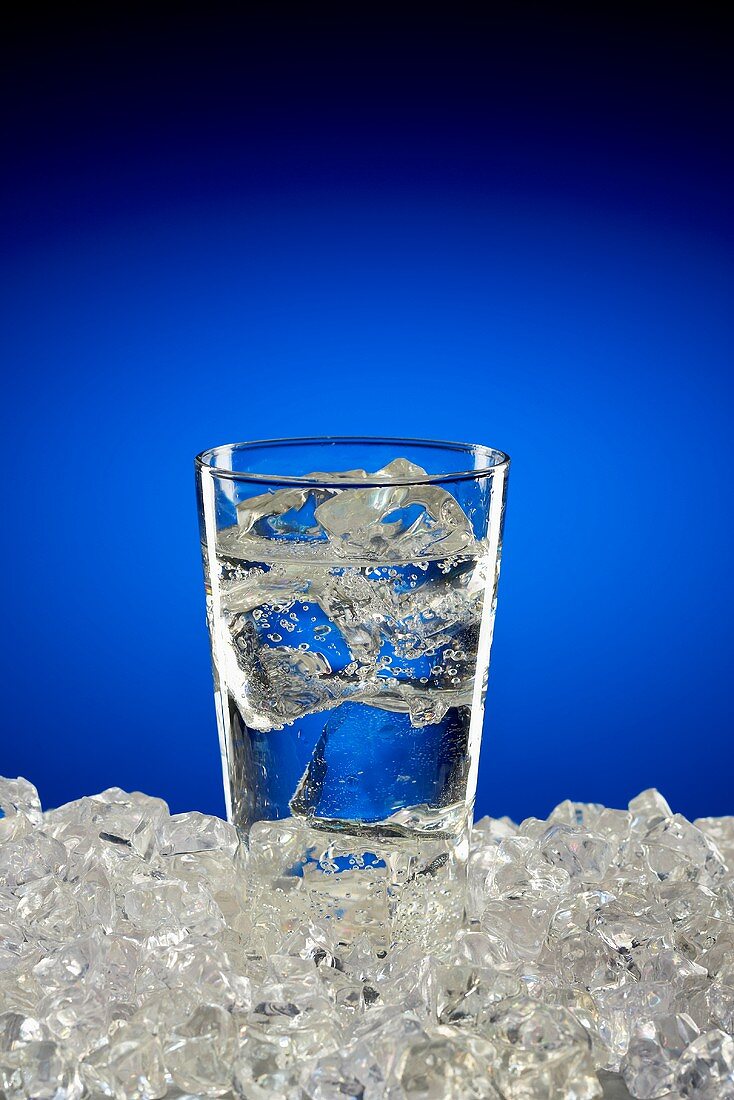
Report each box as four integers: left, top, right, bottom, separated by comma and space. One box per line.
2, 777, 734, 1098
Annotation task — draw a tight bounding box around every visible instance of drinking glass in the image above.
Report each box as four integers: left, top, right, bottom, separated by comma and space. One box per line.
196, 437, 509, 947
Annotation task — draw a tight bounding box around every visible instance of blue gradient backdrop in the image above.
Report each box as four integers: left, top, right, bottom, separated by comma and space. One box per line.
2, 9, 733, 821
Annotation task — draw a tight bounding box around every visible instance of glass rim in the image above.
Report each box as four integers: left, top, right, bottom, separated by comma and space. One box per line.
195, 435, 510, 487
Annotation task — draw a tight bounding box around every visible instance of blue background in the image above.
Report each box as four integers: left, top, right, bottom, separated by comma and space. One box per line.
1, 9, 732, 822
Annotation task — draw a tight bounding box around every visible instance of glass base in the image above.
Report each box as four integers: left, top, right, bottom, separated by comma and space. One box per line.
244, 817, 469, 953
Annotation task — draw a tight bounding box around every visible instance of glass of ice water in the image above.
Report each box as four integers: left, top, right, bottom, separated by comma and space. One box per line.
196, 437, 509, 949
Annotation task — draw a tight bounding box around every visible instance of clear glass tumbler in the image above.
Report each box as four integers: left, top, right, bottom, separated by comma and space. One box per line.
196, 437, 509, 948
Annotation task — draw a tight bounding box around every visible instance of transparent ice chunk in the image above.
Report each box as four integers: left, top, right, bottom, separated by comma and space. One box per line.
17, 882, 85, 951
481, 897, 554, 961
236, 486, 336, 542
694, 816, 734, 866
289, 702, 470, 826
0, 1012, 46, 1052
629, 789, 673, 832
489, 835, 572, 898
93, 788, 170, 861
160, 812, 239, 857
164, 1003, 237, 1097
548, 798, 606, 828
314, 458, 476, 560
675, 1029, 734, 1099
1, 1038, 82, 1100
123, 878, 224, 939
80, 1023, 167, 1100
301, 1049, 382, 1100
246, 644, 347, 726
0, 777, 43, 835
481, 997, 603, 1100
642, 814, 727, 889
232, 1014, 335, 1100
39, 984, 111, 1059
0, 832, 67, 893
435, 963, 524, 1029
621, 1013, 699, 1099
539, 823, 614, 882
591, 983, 675, 1071
397, 1026, 503, 1099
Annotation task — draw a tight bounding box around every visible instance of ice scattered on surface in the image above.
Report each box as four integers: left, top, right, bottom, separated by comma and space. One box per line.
2, 777, 734, 1097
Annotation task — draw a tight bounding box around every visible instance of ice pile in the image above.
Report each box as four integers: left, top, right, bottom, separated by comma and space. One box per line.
2, 777, 734, 1099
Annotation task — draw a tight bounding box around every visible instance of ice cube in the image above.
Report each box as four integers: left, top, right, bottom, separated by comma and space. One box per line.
0, 1012, 46, 1053
489, 835, 572, 898
232, 1027, 314, 1098
472, 815, 519, 846
314, 458, 476, 560
555, 928, 634, 992
232, 468, 371, 548
164, 1003, 237, 1097
376, 557, 485, 689
39, 984, 111, 1060
544, 986, 613, 1071
694, 816, 734, 866
160, 811, 240, 857
236, 486, 334, 541
539, 823, 614, 882
17, 882, 85, 950
692, 963, 734, 1033
397, 1026, 503, 1099
642, 814, 727, 889
481, 896, 554, 961
547, 889, 617, 947
122, 878, 224, 939
481, 998, 603, 1100
588, 898, 672, 958
435, 963, 523, 1029
622, 1013, 699, 1099
591, 983, 675, 1071
289, 702, 470, 826
0, 777, 43, 835
136, 940, 251, 1012
320, 568, 397, 662
2, 1038, 82, 1100
629, 789, 673, 832
675, 1029, 734, 1099
548, 798, 606, 828
80, 1023, 167, 1100
0, 832, 67, 893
